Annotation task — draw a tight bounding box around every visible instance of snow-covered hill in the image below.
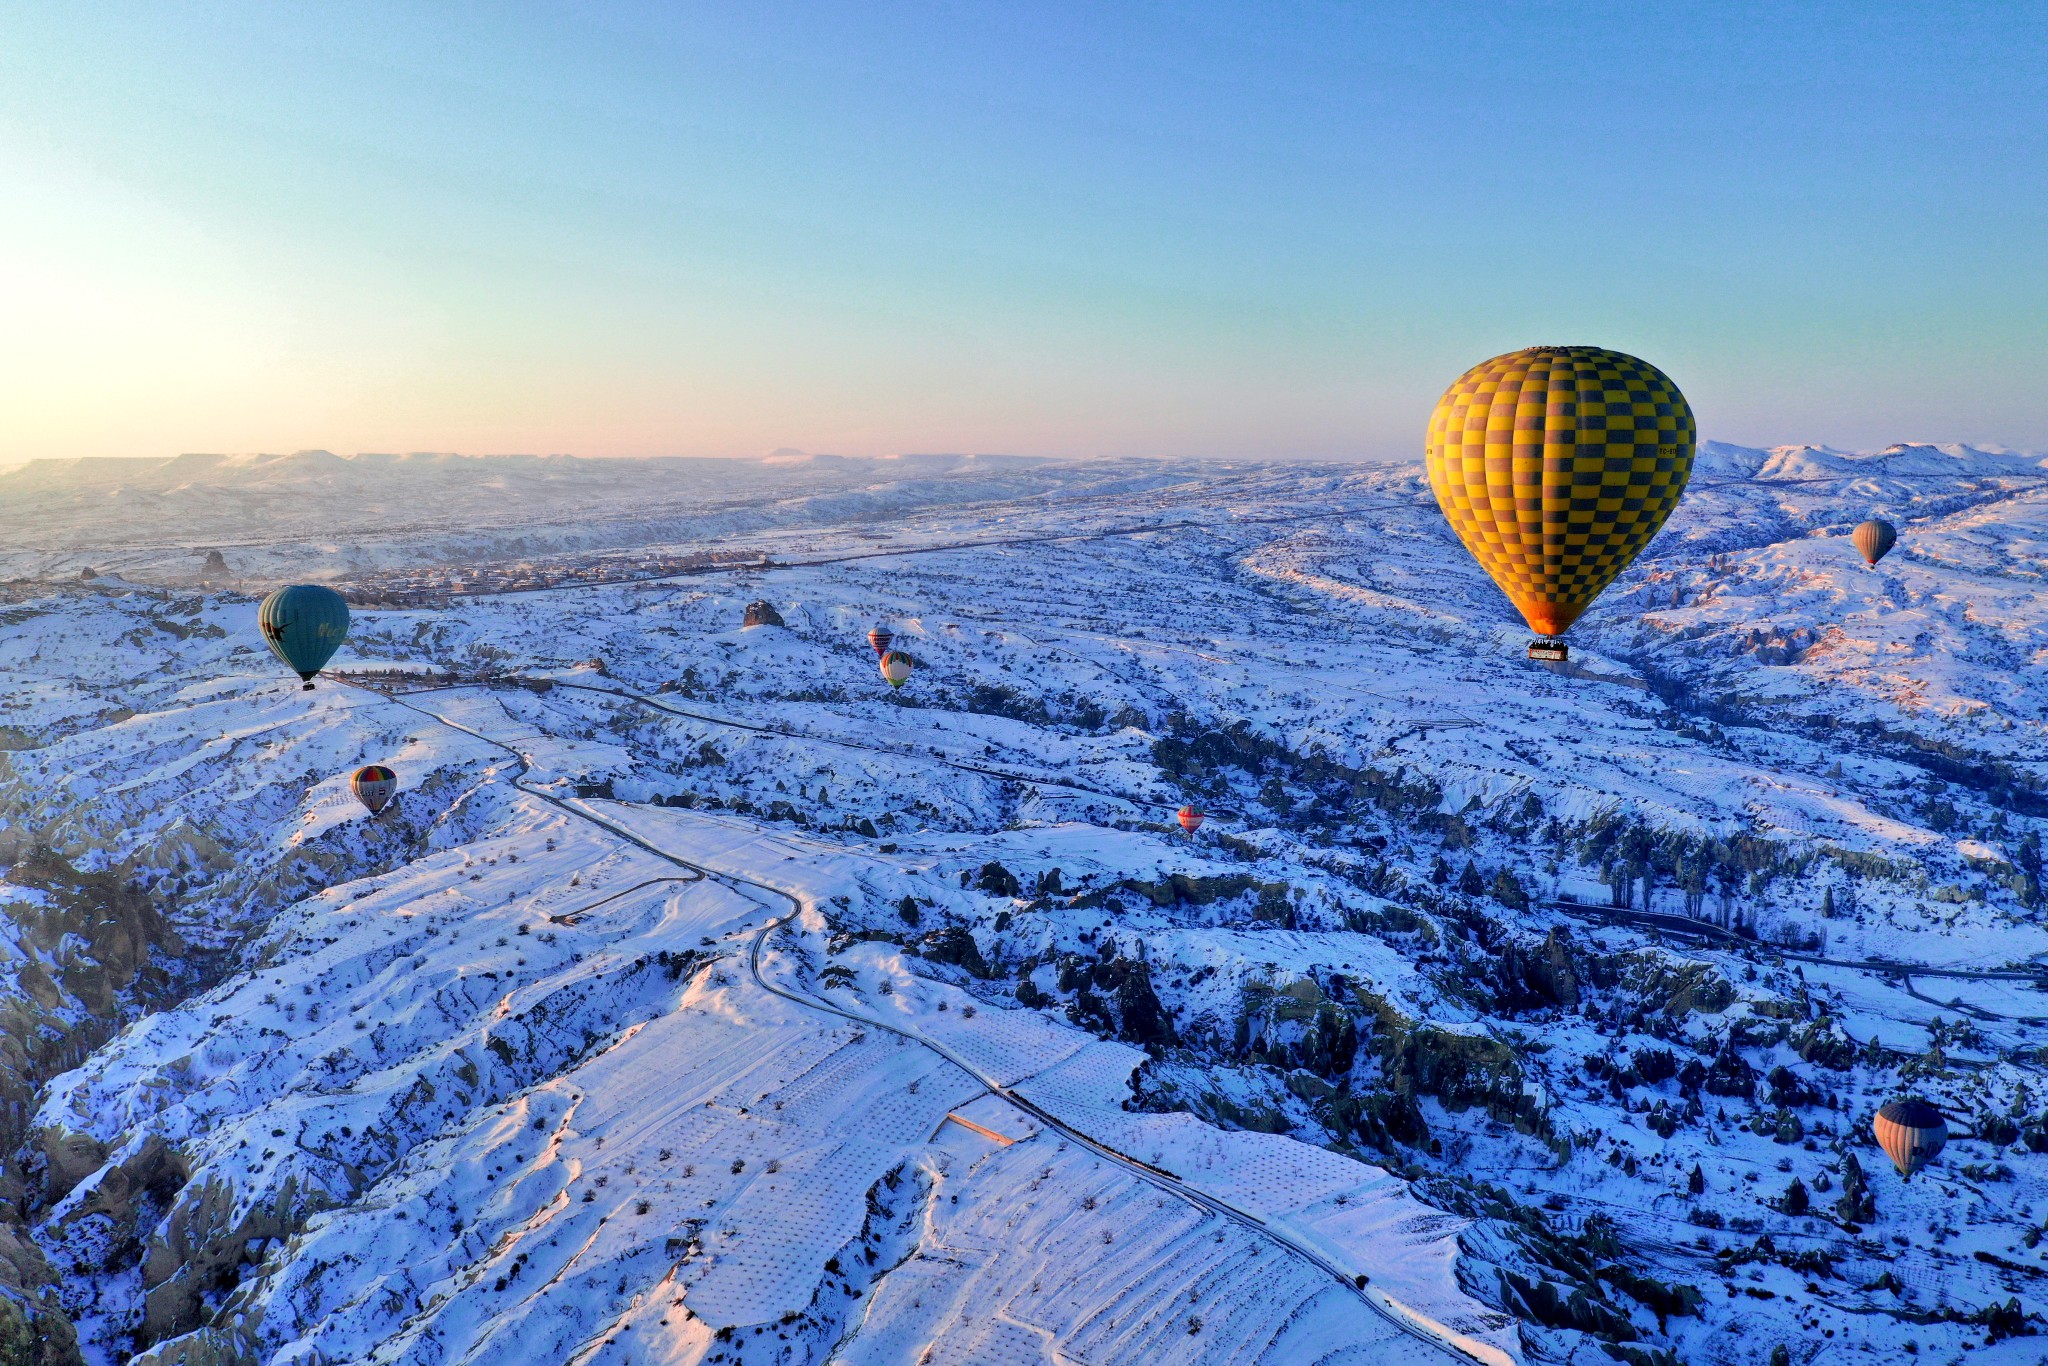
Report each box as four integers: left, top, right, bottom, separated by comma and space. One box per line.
4, 447, 2048, 1365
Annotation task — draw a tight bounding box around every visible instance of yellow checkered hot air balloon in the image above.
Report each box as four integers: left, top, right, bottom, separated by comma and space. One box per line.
1425, 346, 1695, 660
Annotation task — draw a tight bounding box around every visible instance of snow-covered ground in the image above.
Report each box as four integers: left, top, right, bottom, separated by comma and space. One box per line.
5, 446, 2048, 1365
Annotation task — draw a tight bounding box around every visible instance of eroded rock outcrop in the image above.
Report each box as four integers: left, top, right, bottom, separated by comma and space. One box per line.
133, 1174, 303, 1346
1496, 927, 1580, 1011
0, 1223, 82, 1366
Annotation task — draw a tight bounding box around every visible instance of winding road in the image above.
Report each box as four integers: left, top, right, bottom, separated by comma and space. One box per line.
1553, 899, 2048, 1027
352, 680, 1494, 1366
1552, 898, 2048, 985
355, 672, 1226, 821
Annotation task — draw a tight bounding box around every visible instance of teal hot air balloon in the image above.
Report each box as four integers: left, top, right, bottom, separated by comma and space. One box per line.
258, 585, 351, 689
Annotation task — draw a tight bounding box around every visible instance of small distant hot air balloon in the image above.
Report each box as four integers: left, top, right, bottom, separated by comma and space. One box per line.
868, 625, 894, 657
1873, 1098, 1947, 1179
1852, 519, 1897, 567
1177, 806, 1205, 834
259, 585, 351, 689
1427, 346, 1696, 661
351, 764, 398, 816
879, 650, 914, 688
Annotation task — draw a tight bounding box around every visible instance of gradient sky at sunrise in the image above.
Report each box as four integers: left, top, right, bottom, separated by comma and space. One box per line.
2, 2, 2043, 463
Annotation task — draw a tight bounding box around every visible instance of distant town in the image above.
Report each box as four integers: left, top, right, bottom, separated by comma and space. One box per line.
330, 545, 783, 606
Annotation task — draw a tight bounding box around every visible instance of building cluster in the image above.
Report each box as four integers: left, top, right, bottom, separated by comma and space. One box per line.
334, 548, 777, 607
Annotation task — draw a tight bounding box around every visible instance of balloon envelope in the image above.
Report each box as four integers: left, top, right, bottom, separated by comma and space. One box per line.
879, 650, 914, 688
259, 585, 351, 687
1177, 806, 1204, 834
1853, 519, 1897, 567
1873, 1098, 1946, 1178
1426, 346, 1695, 638
868, 626, 894, 657
351, 764, 398, 816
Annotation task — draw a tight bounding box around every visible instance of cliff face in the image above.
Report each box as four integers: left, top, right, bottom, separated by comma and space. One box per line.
0, 1222, 80, 1366
0, 850, 188, 1366
0, 629, 501, 1363
3, 853, 182, 1162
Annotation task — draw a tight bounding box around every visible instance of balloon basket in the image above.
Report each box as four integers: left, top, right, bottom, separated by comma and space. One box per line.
1527, 639, 1568, 662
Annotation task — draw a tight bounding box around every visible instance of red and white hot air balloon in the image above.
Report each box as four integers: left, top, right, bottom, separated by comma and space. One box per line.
1873, 1098, 1946, 1179
351, 764, 398, 817
867, 624, 894, 656
1177, 805, 1204, 834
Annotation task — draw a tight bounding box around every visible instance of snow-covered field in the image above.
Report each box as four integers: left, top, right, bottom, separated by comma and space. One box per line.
5, 446, 2048, 1365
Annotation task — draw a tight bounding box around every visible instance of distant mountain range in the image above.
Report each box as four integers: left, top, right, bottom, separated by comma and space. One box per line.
0, 450, 1118, 582
1694, 440, 2047, 482
2, 443, 2041, 585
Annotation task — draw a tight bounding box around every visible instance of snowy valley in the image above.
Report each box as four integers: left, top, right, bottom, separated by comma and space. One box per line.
4, 446, 2048, 1366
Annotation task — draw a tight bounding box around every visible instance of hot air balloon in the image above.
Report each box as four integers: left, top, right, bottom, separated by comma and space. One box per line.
1177, 806, 1205, 834
1426, 346, 1696, 661
879, 650, 914, 688
1852, 519, 1897, 567
1873, 1098, 1947, 1179
258, 585, 351, 689
351, 764, 398, 816
868, 625, 894, 657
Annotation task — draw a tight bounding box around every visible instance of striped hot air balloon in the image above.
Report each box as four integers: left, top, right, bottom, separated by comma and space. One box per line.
1873, 1098, 1947, 1179
259, 585, 351, 688
351, 765, 398, 816
1177, 806, 1204, 834
1426, 346, 1696, 661
879, 650, 914, 688
868, 625, 894, 657
1852, 518, 1897, 567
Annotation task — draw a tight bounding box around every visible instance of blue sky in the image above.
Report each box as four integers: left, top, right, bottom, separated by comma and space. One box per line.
2, 2, 2042, 461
